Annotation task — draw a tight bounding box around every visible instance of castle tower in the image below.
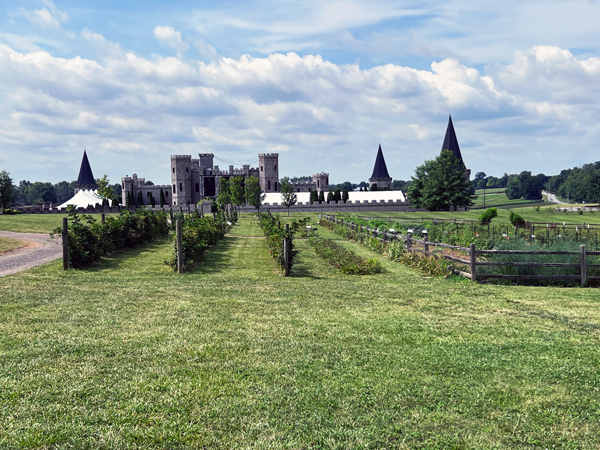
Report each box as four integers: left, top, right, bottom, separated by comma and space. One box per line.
199, 153, 214, 170
171, 155, 193, 205
258, 153, 279, 193
368, 145, 392, 190
441, 115, 470, 178
312, 173, 329, 193
74, 150, 98, 194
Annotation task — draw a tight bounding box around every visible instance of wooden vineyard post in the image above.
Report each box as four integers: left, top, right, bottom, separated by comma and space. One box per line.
581, 244, 587, 287
424, 233, 429, 254
176, 220, 183, 274
101, 213, 105, 223
283, 223, 290, 277
62, 217, 68, 270
407, 231, 412, 250
470, 244, 477, 282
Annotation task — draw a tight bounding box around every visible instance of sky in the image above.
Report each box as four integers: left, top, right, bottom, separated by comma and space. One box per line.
1, 0, 600, 186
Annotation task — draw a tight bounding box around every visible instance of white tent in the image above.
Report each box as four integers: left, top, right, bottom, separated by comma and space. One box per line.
262, 190, 405, 205
56, 189, 104, 209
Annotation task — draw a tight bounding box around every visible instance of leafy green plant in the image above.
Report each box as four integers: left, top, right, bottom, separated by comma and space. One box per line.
258, 213, 308, 274
479, 207, 498, 225
509, 212, 526, 228
308, 236, 382, 275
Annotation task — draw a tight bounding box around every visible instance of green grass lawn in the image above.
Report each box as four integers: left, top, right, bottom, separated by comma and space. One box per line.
2, 214, 600, 448
472, 188, 547, 209
0, 213, 115, 234
0, 237, 26, 253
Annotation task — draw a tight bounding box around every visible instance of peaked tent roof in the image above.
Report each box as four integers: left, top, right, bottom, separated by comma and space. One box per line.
441, 115, 464, 166
370, 145, 391, 179
76, 150, 96, 185
56, 189, 103, 209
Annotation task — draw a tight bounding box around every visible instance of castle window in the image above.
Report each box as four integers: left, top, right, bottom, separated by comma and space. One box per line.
186, 167, 189, 173
274, 165, 277, 170
179, 183, 183, 192
317, 180, 320, 187
122, 183, 124, 189
195, 183, 199, 193
297, 188, 300, 192
172, 167, 175, 173
261, 166, 263, 172
268, 180, 271, 190
275, 182, 277, 191
172, 184, 176, 194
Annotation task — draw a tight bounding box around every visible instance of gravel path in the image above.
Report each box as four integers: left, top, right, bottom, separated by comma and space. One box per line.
0, 231, 62, 277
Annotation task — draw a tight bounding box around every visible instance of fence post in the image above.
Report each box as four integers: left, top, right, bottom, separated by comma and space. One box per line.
101, 213, 105, 223
470, 243, 477, 282
424, 234, 429, 254
62, 217, 68, 270
581, 244, 587, 287
176, 220, 183, 274
284, 223, 290, 277
407, 232, 412, 250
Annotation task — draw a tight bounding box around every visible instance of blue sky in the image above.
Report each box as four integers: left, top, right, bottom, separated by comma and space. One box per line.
1, 0, 600, 185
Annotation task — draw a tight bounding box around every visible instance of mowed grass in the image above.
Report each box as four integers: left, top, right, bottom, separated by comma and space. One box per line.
1, 215, 600, 448
0, 213, 115, 234
0, 237, 26, 253
472, 188, 548, 209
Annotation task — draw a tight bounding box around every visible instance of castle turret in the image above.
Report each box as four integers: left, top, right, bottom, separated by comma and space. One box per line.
258, 153, 279, 193
312, 173, 329, 193
74, 150, 97, 194
171, 155, 193, 205
368, 145, 392, 190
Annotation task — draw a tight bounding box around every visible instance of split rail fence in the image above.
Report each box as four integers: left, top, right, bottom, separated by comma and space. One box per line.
323, 215, 598, 286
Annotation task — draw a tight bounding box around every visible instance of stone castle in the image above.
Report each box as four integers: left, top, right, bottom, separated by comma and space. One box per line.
122, 153, 330, 206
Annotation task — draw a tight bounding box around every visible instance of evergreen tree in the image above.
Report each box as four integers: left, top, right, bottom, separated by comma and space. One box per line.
333, 189, 341, 202
342, 190, 349, 203
326, 191, 333, 204
0, 171, 15, 209
137, 191, 144, 206
244, 176, 264, 212
370, 184, 378, 191
318, 190, 325, 203
126, 191, 131, 207
279, 177, 297, 216
217, 177, 231, 211
149, 192, 156, 207
112, 198, 119, 207
407, 149, 475, 211
159, 189, 166, 207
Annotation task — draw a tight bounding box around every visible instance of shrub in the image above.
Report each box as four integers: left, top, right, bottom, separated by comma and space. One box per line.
479, 207, 498, 225
258, 213, 308, 274
308, 236, 382, 275
166, 213, 233, 271
509, 212, 526, 228
55, 206, 169, 269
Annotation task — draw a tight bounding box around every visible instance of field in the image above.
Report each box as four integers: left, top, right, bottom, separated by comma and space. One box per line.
1, 213, 600, 448
471, 188, 548, 209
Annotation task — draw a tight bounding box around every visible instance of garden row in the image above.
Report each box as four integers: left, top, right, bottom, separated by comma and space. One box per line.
322, 214, 600, 286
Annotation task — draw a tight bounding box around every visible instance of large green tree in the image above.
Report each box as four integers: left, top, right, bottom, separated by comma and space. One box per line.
279, 177, 297, 216
217, 177, 231, 210
407, 150, 475, 211
244, 176, 264, 213
96, 175, 114, 200
230, 176, 246, 208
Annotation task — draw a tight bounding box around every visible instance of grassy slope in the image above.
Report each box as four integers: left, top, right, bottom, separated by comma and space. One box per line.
0, 237, 26, 253
472, 188, 547, 209
1, 215, 600, 448
0, 213, 114, 234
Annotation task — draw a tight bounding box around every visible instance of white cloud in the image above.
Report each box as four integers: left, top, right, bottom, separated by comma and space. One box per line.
154, 26, 189, 55
17, 0, 68, 31
0, 40, 599, 184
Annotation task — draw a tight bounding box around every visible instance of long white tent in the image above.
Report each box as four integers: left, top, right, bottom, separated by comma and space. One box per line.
56, 189, 104, 209
262, 190, 405, 205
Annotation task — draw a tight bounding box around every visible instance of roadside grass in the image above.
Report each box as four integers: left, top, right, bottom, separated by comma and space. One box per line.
2, 217, 600, 447
0, 237, 26, 254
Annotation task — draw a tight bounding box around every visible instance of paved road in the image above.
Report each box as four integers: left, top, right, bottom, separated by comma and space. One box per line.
543, 190, 566, 204
0, 231, 62, 277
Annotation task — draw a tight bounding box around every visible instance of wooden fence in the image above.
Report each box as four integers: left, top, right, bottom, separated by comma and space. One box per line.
323, 215, 597, 286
